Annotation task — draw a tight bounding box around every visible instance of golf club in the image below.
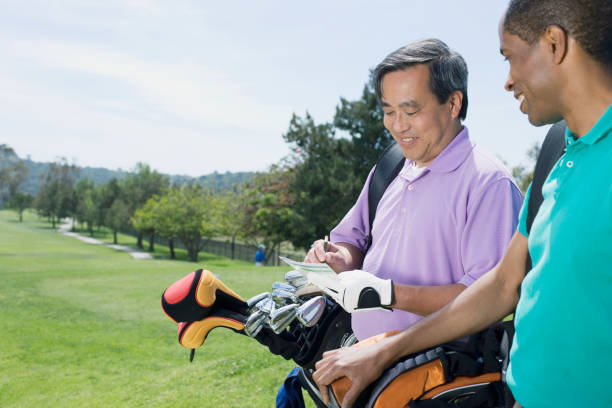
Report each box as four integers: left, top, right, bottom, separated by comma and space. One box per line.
272, 282, 297, 293
246, 292, 270, 308
269, 303, 299, 334
272, 288, 302, 305
254, 295, 276, 314
296, 296, 327, 327
244, 309, 267, 337
285, 270, 309, 289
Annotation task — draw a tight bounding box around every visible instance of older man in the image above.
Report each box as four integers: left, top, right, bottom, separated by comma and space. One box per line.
305, 39, 523, 340
313, 1, 612, 407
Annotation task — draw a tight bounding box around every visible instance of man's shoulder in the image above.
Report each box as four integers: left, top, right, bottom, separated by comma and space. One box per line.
462, 144, 514, 180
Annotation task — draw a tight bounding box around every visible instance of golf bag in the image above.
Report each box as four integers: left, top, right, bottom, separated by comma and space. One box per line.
161, 269, 515, 408
160, 268, 351, 369
298, 323, 514, 408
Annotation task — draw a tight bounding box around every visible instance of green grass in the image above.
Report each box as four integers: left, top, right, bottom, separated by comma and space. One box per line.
0, 210, 310, 407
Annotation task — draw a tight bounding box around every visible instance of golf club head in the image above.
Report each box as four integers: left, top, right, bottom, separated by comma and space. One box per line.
269, 303, 299, 334
296, 296, 326, 327
254, 295, 276, 314
285, 270, 309, 289
273, 282, 297, 293
244, 309, 267, 337
246, 292, 270, 308
272, 288, 301, 305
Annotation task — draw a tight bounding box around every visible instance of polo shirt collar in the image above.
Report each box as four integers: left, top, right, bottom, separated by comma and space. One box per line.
565, 102, 612, 146
423, 126, 474, 173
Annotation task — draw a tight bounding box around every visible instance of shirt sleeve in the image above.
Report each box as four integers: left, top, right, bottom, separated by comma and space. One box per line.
517, 183, 531, 237
329, 167, 376, 252
458, 177, 524, 287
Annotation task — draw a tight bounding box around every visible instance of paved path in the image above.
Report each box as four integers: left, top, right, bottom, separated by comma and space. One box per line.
59, 221, 153, 260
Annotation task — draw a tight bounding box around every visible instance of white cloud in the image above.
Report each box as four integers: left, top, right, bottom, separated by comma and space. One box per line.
7, 38, 293, 134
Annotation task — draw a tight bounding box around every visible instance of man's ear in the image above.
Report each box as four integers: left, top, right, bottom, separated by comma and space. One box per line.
544, 25, 568, 65
448, 90, 463, 119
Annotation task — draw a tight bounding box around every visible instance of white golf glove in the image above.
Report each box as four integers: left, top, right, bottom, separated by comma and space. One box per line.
307, 270, 394, 313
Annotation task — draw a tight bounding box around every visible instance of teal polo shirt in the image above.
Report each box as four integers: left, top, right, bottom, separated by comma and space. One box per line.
507, 103, 612, 407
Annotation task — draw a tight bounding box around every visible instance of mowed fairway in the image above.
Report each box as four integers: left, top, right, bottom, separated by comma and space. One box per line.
0, 210, 303, 407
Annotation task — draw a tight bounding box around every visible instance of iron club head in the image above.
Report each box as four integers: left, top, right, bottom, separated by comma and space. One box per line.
273, 282, 297, 293
285, 270, 308, 289
244, 309, 267, 337
272, 288, 302, 305
269, 303, 299, 334
296, 296, 326, 327
254, 294, 276, 314
246, 292, 270, 308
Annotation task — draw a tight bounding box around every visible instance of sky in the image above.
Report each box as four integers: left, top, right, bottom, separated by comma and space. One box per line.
0, 0, 546, 177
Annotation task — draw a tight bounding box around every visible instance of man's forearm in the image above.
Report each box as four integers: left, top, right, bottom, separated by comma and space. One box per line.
392, 283, 467, 316
378, 231, 527, 365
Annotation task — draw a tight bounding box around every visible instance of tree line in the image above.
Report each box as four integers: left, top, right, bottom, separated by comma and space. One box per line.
1, 78, 538, 263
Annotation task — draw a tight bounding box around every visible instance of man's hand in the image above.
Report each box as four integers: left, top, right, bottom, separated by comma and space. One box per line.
304, 240, 360, 272
313, 343, 388, 408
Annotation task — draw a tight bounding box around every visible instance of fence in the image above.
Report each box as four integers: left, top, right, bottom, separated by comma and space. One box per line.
125, 230, 305, 266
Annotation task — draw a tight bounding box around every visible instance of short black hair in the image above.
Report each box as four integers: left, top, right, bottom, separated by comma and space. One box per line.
503, 0, 612, 68
373, 38, 469, 121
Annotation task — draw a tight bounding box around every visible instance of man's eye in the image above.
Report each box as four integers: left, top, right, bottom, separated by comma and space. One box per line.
384, 111, 394, 116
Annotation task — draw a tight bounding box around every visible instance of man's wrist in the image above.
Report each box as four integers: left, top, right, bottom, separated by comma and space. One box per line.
381, 330, 412, 365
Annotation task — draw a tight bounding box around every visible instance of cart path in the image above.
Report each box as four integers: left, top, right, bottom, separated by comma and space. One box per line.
58, 221, 153, 260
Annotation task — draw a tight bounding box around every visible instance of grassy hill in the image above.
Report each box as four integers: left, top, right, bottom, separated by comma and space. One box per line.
0, 210, 306, 407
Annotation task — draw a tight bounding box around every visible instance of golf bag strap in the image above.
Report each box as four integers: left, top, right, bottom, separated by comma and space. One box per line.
410, 379, 504, 408
524, 120, 566, 271
366, 142, 405, 251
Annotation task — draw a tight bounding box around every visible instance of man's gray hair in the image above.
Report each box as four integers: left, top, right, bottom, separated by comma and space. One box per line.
373, 39, 469, 120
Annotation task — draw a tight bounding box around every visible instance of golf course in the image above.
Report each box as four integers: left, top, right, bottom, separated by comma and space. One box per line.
0, 210, 308, 407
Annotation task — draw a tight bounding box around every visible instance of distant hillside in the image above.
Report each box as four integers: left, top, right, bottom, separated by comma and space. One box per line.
1, 147, 254, 196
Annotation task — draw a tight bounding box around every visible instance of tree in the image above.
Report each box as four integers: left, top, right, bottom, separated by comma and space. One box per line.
0, 145, 29, 207
136, 185, 221, 262
7, 192, 33, 222
278, 79, 394, 250
283, 113, 359, 249
167, 184, 220, 262
106, 198, 131, 244
35, 159, 79, 228
95, 178, 122, 232
240, 164, 300, 261
121, 163, 169, 248
132, 196, 159, 252
215, 186, 250, 260
511, 142, 541, 194
333, 80, 393, 182
151, 191, 182, 259
74, 178, 97, 235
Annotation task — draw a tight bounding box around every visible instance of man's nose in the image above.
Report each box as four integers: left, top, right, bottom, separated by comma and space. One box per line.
392, 112, 410, 132
504, 72, 514, 92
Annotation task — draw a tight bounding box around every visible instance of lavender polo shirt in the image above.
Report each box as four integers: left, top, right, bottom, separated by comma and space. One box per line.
330, 127, 523, 340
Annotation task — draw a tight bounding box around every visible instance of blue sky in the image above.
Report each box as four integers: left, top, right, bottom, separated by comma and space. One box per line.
1, 0, 544, 177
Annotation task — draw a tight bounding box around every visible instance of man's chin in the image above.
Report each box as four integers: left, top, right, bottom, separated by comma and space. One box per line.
527, 111, 564, 127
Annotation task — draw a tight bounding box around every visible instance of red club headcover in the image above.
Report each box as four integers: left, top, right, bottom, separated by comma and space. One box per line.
162, 269, 250, 349
161, 269, 248, 323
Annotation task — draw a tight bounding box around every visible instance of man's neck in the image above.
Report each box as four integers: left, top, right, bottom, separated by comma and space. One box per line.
561, 58, 612, 137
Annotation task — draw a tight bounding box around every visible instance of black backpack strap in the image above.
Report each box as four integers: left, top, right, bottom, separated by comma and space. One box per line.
524, 120, 566, 271
365, 143, 405, 251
